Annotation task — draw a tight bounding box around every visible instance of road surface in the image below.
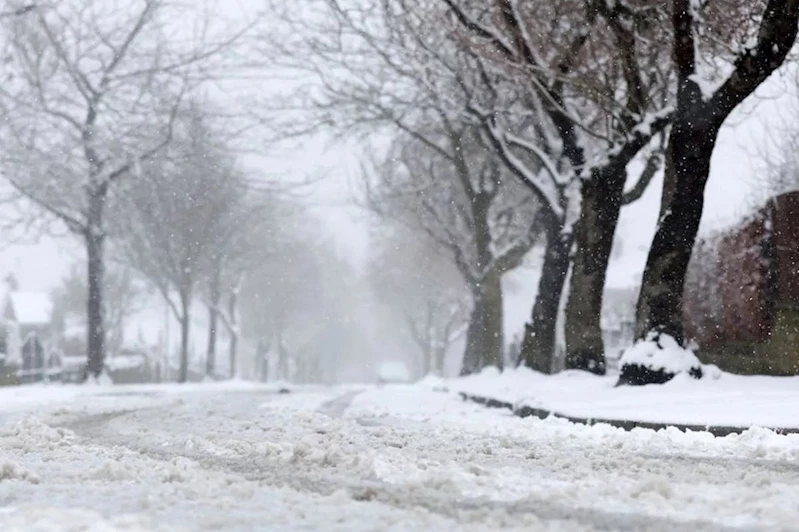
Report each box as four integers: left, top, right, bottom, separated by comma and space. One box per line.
0, 382, 798, 531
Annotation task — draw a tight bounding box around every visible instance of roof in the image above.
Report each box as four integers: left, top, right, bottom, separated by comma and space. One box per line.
8, 292, 54, 325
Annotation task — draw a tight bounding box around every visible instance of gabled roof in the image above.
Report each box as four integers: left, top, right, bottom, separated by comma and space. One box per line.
7, 292, 53, 325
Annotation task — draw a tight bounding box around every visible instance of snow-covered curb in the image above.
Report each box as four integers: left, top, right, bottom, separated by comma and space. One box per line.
458, 391, 799, 437
447, 366, 799, 433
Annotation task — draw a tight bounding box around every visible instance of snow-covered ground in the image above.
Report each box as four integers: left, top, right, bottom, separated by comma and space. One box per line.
1, 380, 799, 531
450, 367, 799, 429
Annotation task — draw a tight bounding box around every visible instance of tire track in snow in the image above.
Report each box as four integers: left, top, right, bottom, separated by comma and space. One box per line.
56, 390, 765, 531
316, 389, 365, 417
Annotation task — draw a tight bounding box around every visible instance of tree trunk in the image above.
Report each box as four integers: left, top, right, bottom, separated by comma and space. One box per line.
206, 304, 218, 377
625, 1, 799, 385
421, 342, 433, 377
459, 269, 504, 375
257, 337, 269, 382
434, 344, 447, 376
206, 267, 221, 377
520, 229, 571, 373
563, 169, 627, 375
227, 290, 238, 379
276, 327, 288, 380
635, 125, 719, 345
178, 291, 191, 384
84, 192, 106, 381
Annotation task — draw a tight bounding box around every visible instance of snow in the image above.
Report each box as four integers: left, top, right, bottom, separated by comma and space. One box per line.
1, 380, 799, 530
105, 355, 148, 371
378, 360, 411, 382
61, 355, 86, 368
8, 291, 53, 325
451, 366, 799, 429
618, 333, 702, 374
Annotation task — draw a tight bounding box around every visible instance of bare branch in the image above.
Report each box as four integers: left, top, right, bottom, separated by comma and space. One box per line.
622, 134, 666, 205
711, 0, 799, 117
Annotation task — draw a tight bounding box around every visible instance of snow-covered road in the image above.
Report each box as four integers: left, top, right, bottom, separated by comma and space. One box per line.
1, 383, 799, 531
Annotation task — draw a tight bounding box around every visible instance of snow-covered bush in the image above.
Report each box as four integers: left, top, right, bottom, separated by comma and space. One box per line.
617, 333, 703, 385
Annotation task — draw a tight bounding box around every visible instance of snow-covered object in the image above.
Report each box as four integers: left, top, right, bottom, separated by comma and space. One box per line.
618, 333, 702, 384
8, 292, 53, 325
105, 355, 148, 372
83, 370, 114, 386
377, 361, 411, 383
415, 373, 448, 392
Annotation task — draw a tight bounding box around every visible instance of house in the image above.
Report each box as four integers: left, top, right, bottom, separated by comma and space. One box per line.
0, 285, 60, 384
683, 190, 799, 375
58, 306, 164, 384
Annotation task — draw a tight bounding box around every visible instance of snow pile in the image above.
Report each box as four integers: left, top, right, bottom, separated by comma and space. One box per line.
448, 366, 799, 429
414, 374, 448, 392
453, 365, 548, 401
84, 370, 115, 386
377, 361, 411, 383
0, 460, 40, 483
619, 332, 702, 374
0, 507, 179, 532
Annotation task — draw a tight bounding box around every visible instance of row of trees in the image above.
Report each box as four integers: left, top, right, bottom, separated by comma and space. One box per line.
1, 0, 797, 385
267, 0, 799, 384
0, 0, 366, 383
0, 0, 263, 380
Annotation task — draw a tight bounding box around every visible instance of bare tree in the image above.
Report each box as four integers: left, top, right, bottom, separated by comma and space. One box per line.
437, 0, 673, 374
265, 0, 545, 374
264, 0, 670, 375
623, 0, 799, 385
51, 262, 144, 357
115, 104, 245, 383
0, 0, 254, 380
367, 224, 469, 377
365, 125, 541, 374
239, 220, 362, 383
202, 192, 283, 379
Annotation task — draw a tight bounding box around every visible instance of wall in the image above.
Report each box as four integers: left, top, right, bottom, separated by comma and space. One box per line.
683, 191, 799, 375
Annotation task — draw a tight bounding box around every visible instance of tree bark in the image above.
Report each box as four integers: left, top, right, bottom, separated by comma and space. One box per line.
227, 289, 238, 379
520, 228, 571, 373
460, 269, 504, 375
421, 342, 433, 377
276, 326, 288, 380
205, 266, 221, 377
178, 290, 191, 384
84, 192, 106, 380
257, 337, 269, 382
434, 344, 447, 376
563, 168, 628, 375
635, 124, 719, 344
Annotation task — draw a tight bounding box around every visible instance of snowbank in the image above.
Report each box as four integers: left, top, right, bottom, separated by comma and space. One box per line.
450, 366, 799, 429
619, 333, 701, 374
617, 333, 703, 385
